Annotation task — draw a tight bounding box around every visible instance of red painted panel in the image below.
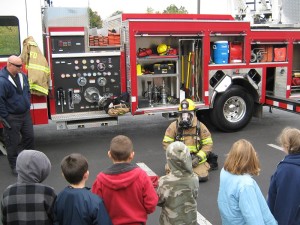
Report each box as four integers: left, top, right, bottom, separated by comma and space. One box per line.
121, 13, 234, 21
31, 95, 48, 125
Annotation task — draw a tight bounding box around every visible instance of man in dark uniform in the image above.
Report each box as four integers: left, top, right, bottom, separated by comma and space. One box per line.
0, 55, 34, 175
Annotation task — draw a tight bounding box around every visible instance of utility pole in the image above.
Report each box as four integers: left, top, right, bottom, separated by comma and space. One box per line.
197, 0, 200, 14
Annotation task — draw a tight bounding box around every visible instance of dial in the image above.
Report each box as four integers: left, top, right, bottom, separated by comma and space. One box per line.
97, 77, 107, 86
73, 94, 81, 104
77, 77, 87, 86
97, 62, 105, 71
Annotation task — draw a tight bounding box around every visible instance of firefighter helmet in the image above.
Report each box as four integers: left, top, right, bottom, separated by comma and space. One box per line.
178, 99, 195, 129
157, 44, 169, 55
178, 99, 195, 112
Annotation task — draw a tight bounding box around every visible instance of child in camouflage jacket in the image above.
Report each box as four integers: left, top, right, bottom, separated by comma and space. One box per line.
157, 141, 199, 225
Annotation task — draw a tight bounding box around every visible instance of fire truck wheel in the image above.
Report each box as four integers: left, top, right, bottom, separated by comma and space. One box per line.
210, 85, 254, 132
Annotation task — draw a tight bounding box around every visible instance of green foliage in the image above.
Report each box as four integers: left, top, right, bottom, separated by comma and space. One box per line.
163, 4, 188, 14
145, 4, 188, 14
0, 26, 20, 56
111, 11, 123, 17
147, 7, 160, 14
89, 8, 103, 28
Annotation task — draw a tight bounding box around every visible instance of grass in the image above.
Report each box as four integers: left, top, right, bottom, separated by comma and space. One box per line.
0, 26, 21, 56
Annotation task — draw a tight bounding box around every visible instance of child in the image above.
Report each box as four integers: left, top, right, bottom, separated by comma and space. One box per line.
268, 127, 300, 225
218, 139, 277, 225
92, 135, 158, 225
157, 141, 199, 225
54, 153, 112, 225
1, 150, 56, 225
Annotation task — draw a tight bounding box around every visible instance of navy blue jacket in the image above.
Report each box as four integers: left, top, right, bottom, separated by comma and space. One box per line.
54, 186, 112, 225
0, 67, 31, 118
268, 153, 300, 225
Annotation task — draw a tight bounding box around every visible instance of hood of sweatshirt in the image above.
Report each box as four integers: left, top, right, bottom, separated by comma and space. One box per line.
279, 153, 300, 167
16, 150, 51, 183
100, 163, 141, 190
166, 141, 193, 177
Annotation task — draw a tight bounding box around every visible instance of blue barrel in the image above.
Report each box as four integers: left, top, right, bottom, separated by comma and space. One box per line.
213, 41, 229, 64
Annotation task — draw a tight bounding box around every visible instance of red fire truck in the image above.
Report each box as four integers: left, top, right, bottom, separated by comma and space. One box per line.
0, 0, 299, 133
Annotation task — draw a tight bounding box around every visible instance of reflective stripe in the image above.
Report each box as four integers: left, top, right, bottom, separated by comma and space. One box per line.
197, 150, 207, 164
187, 145, 198, 153
197, 150, 207, 159
28, 41, 38, 46
27, 63, 50, 73
163, 136, 174, 143
30, 103, 47, 110
202, 137, 213, 145
29, 82, 49, 95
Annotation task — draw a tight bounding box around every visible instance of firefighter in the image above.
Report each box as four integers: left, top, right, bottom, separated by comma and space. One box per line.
162, 98, 218, 182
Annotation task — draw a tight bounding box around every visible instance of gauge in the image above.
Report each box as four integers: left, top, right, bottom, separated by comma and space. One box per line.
82, 59, 87, 64
73, 93, 81, 104
77, 77, 87, 86
84, 87, 100, 103
97, 77, 107, 86
97, 62, 105, 71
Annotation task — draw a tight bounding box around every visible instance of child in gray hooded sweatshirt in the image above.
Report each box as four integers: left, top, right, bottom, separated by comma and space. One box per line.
1, 150, 56, 225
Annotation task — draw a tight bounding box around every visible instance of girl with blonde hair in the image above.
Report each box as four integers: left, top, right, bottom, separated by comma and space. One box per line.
218, 139, 277, 225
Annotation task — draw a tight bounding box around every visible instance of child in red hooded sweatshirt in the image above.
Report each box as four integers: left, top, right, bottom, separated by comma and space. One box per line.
92, 135, 158, 225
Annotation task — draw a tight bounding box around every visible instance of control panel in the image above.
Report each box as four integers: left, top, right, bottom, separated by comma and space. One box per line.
51, 36, 85, 53
52, 52, 121, 114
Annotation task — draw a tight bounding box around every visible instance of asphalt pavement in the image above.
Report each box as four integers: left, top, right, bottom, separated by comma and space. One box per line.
0, 107, 299, 225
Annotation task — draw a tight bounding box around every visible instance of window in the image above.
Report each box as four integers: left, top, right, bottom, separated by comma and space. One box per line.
0, 16, 21, 57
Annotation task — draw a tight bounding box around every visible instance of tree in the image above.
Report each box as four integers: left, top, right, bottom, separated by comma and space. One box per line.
111, 11, 123, 17
88, 8, 102, 28
147, 7, 155, 14
146, 7, 160, 14
163, 4, 188, 14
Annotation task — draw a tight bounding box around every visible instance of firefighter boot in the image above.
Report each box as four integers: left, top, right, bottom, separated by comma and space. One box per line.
193, 162, 210, 182
207, 152, 219, 171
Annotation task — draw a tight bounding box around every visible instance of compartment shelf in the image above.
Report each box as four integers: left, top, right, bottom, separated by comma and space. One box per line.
138, 74, 178, 78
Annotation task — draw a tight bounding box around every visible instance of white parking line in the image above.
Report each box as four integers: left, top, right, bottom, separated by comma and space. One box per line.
197, 211, 213, 225
267, 144, 284, 152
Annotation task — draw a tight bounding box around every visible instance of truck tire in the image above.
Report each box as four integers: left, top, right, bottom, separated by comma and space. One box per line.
210, 85, 254, 132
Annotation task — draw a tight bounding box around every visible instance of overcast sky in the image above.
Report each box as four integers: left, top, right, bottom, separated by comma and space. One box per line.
49, 0, 232, 20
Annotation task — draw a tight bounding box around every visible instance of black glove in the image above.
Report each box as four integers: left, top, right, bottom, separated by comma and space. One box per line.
192, 155, 202, 168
